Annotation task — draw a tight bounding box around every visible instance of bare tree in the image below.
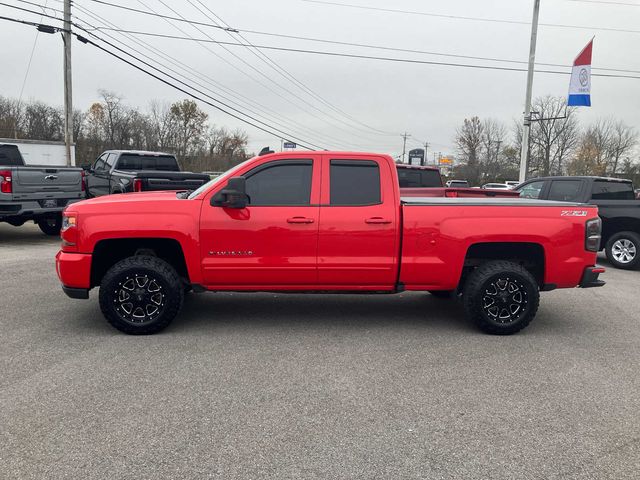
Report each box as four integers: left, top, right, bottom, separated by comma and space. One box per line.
455, 116, 484, 185
524, 96, 579, 176
608, 121, 637, 174
169, 99, 208, 157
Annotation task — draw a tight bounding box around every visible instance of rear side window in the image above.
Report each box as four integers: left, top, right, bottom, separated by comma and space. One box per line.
330, 160, 381, 205
245, 160, 312, 206
0, 145, 23, 166
548, 180, 583, 202
591, 180, 634, 200
397, 168, 441, 187
518, 181, 545, 199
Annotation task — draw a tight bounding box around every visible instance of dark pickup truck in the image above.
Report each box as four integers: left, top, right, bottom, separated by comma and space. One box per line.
517, 176, 640, 269
0, 143, 84, 235
84, 150, 210, 197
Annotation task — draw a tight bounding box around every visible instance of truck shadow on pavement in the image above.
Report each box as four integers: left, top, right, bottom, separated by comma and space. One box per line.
0, 223, 59, 245
172, 292, 474, 335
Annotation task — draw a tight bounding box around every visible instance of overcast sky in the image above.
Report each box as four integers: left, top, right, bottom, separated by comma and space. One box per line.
1, 0, 639, 159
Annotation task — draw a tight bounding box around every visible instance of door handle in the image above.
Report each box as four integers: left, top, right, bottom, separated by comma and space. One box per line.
287, 216, 315, 224
365, 217, 392, 224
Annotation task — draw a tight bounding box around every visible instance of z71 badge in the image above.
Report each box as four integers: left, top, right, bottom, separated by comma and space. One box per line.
561, 210, 588, 217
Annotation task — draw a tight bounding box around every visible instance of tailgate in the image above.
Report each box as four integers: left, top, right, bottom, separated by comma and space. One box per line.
140, 172, 210, 191
13, 166, 83, 195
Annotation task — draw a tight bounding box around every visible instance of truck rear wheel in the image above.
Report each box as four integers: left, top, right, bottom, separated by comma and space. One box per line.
605, 231, 640, 270
463, 261, 539, 335
99, 255, 184, 335
37, 215, 62, 236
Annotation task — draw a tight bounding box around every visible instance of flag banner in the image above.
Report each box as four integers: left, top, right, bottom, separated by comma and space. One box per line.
568, 39, 593, 107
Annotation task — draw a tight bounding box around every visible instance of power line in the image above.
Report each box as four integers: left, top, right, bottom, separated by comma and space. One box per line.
64, 0, 640, 75
17, 0, 50, 109
188, 0, 398, 136
0, 9, 329, 149
15, 0, 62, 15
565, 0, 640, 6
6, 2, 640, 79
71, 26, 640, 80
71, 5, 365, 150
302, 0, 640, 35
134, 0, 378, 147
80, 29, 328, 150
146, 0, 393, 144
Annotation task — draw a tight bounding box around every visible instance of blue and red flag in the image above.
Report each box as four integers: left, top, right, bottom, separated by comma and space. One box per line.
568, 39, 593, 107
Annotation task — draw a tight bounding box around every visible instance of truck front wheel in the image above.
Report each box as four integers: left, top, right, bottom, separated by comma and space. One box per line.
37, 215, 62, 236
99, 255, 184, 335
605, 231, 640, 270
463, 261, 539, 335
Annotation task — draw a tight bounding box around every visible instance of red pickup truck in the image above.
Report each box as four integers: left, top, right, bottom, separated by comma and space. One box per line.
56, 151, 604, 335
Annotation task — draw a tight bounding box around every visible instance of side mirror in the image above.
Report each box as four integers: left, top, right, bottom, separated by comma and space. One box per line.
211, 176, 248, 209
81, 163, 92, 171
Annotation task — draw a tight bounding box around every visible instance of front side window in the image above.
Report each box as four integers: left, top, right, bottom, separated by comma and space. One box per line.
245, 160, 312, 206
518, 181, 545, 199
548, 180, 583, 202
330, 160, 381, 206
591, 180, 634, 200
93, 154, 108, 172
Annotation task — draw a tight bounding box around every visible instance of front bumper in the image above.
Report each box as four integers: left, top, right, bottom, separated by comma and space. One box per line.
56, 251, 92, 298
579, 266, 606, 288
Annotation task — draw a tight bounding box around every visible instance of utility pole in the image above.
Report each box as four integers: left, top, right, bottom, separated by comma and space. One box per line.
519, 0, 540, 183
401, 132, 411, 164
423, 141, 429, 166
63, 0, 73, 166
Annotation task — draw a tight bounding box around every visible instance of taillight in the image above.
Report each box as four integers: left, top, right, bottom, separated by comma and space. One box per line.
445, 190, 459, 197
0, 169, 12, 193
585, 217, 602, 252
133, 178, 143, 192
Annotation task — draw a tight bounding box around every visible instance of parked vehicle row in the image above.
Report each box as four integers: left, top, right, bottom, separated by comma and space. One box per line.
0, 144, 84, 235
83, 150, 210, 197
516, 176, 640, 269
57, 150, 604, 336
1, 145, 210, 236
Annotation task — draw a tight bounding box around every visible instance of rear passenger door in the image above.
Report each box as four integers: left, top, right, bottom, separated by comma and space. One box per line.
317, 156, 399, 288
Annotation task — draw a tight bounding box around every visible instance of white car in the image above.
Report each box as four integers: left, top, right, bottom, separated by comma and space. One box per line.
481, 183, 511, 190
505, 181, 520, 189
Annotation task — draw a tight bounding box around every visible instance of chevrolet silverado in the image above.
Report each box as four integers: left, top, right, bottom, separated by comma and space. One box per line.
56, 151, 605, 335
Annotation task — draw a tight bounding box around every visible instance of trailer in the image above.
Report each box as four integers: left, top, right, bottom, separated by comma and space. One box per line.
0, 138, 75, 166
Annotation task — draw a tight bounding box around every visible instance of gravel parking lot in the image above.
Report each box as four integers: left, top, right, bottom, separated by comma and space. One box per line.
1, 222, 639, 479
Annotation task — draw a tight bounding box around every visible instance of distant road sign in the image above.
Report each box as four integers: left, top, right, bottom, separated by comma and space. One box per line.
439, 157, 453, 164
283, 142, 296, 149
408, 148, 424, 166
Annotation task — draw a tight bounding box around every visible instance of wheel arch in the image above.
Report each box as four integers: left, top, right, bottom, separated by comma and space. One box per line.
462, 242, 545, 288
91, 237, 190, 288
601, 217, 640, 246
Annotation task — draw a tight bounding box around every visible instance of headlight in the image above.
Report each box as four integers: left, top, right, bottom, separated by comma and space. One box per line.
62, 213, 77, 231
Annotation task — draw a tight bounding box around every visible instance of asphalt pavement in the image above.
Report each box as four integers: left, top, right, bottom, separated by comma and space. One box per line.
1, 222, 638, 479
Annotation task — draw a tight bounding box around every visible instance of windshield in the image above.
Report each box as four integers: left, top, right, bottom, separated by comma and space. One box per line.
187, 157, 255, 199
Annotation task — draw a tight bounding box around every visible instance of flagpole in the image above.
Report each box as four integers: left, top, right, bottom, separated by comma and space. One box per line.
519, 0, 541, 183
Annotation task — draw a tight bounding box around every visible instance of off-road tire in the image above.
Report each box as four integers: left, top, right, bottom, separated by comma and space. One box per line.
99, 255, 184, 335
605, 231, 640, 270
463, 260, 539, 335
37, 215, 62, 236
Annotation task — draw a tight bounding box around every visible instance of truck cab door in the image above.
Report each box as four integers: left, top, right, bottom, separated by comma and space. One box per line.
199, 158, 321, 288
86, 153, 110, 197
317, 155, 399, 288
